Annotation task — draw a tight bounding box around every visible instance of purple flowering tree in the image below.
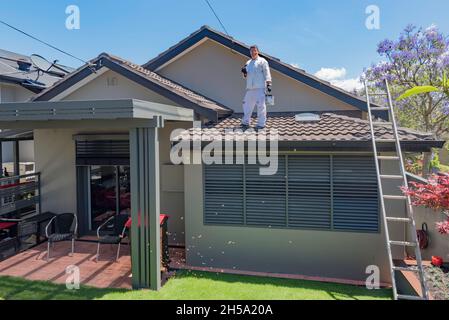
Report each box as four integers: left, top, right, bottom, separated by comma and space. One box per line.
364, 25, 449, 174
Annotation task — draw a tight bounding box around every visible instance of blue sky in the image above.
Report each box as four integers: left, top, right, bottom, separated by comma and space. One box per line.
1, 0, 449, 89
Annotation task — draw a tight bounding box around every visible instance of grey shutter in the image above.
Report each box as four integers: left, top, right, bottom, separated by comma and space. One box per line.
204, 164, 244, 225
287, 155, 331, 229
332, 156, 379, 232
76, 140, 129, 165
245, 156, 286, 227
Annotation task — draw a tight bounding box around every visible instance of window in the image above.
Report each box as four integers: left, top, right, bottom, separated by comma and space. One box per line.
203, 155, 379, 233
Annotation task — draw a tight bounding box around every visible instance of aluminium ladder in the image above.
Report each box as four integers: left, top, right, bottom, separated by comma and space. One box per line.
364, 79, 428, 301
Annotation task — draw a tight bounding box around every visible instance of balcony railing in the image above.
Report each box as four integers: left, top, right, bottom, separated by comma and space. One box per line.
0, 173, 41, 217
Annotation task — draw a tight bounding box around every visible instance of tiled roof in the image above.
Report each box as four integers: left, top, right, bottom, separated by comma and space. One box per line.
105, 54, 231, 113
180, 113, 436, 142
32, 53, 231, 117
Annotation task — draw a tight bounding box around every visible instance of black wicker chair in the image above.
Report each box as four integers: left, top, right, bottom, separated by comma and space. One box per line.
96, 214, 129, 262
45, 213, 77, 261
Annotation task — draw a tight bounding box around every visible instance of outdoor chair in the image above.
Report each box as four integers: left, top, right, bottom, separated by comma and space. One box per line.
96, 214, 129, 262
45, 213, 78, 261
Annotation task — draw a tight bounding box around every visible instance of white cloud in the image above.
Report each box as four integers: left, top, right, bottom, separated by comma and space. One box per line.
314, 67, 363, 93
331, 78, 364, 92
314, 67, 347, 81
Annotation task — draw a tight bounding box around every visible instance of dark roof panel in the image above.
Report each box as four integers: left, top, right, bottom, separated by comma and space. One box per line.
0, 48, 72, 91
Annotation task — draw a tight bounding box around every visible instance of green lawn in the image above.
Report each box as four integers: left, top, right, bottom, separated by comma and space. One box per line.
0, 270, 391, 300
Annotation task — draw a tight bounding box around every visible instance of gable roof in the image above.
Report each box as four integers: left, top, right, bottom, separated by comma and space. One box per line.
143, 25, 387, 119
32, 53, 232, 121
178, 112, 443, 152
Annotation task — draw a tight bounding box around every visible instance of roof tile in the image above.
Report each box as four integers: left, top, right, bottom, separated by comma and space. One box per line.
182, 113, 435, 142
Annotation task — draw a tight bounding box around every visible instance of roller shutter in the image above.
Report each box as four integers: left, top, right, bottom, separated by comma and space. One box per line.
287, 155, 331, 229
332, 156, 379, 232
76, 140, 130, 165
204, 164, 244, 225
245, 157, 286, 227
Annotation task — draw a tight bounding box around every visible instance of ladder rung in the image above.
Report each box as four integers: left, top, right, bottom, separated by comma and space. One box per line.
369, 93, 388, 96
386, 217, 412, 223
371, 107, 390, 111
389, 240, 417, 247
397, 294, 425, 301
392, 266, 419, 272
375, 139, 396, 143
384, 195, 407, 200
373, 122, 392, 126
380, 175, 403, 180
378, 156, 400, 160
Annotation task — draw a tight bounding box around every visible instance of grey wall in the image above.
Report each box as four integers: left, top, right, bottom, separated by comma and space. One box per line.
64, 70, 182, 107
158, 39, 358, 113
412, 207, 449, 261
0, 83, 34, 102
33, 121, 191, 243
183, 154, 412, 283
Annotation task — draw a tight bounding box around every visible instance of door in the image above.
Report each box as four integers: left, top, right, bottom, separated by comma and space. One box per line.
89, 165, 130, 231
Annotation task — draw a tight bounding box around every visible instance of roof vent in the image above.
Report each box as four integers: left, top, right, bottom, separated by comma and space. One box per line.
17, 59, 32, 72
295, 113, 320, 122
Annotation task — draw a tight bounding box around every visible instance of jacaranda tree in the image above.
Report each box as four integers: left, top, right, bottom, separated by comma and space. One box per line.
364, 25, 449, 174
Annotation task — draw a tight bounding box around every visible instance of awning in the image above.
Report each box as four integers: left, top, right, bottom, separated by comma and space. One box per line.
0, 129, 33, 141
0, 99, 194, 129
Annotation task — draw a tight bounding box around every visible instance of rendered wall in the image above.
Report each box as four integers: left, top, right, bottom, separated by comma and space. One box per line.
158, 39, 357, 113
184, 156, 411, 283
34, 129, 78, 215
33, 121, 189, 244
64, 70, 182, 107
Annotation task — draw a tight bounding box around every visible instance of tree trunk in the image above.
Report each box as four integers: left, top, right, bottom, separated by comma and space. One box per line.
422, 152, 432, 177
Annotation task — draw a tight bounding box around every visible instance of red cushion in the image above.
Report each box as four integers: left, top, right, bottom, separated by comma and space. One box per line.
0, 222, 16, 230
125, 214, 169, 228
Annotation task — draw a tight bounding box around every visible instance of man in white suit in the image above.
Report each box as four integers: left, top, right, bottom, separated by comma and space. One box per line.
241, 45, 272, 130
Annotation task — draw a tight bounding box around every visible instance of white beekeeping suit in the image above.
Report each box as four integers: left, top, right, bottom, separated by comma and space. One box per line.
241, 55, 272, 128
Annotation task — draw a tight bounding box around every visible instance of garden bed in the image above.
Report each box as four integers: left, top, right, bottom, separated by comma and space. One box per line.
424, 265, 449, 300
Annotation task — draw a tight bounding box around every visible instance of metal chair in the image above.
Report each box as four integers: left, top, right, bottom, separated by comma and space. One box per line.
96, 214, 129, 262
45, 213, 77, 261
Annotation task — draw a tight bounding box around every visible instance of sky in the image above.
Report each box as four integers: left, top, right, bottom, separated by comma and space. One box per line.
1, 0, 449, 91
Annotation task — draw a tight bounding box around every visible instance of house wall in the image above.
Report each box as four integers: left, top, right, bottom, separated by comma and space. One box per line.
183, 156, 410, 283
63, 70, 182, 107
33, 121, 189, 245
411, 207, 449, 261
34, 129, 78, 214
157, 39, 358, 114
0, 83, 34, 102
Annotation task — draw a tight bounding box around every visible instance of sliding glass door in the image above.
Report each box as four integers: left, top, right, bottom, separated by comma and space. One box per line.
89, 166, 130, 231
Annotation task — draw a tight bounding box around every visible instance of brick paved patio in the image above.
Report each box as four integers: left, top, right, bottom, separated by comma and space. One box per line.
0, 240, 186, 289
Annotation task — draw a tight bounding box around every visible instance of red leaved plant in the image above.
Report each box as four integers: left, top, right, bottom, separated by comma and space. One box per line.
402, 175, 449, 235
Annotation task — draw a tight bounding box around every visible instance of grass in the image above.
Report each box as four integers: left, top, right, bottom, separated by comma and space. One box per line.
0, 270, 392, 300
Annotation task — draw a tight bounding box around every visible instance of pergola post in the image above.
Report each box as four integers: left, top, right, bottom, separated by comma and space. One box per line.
13, 140, 20, 176
129, 117, 163, 290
